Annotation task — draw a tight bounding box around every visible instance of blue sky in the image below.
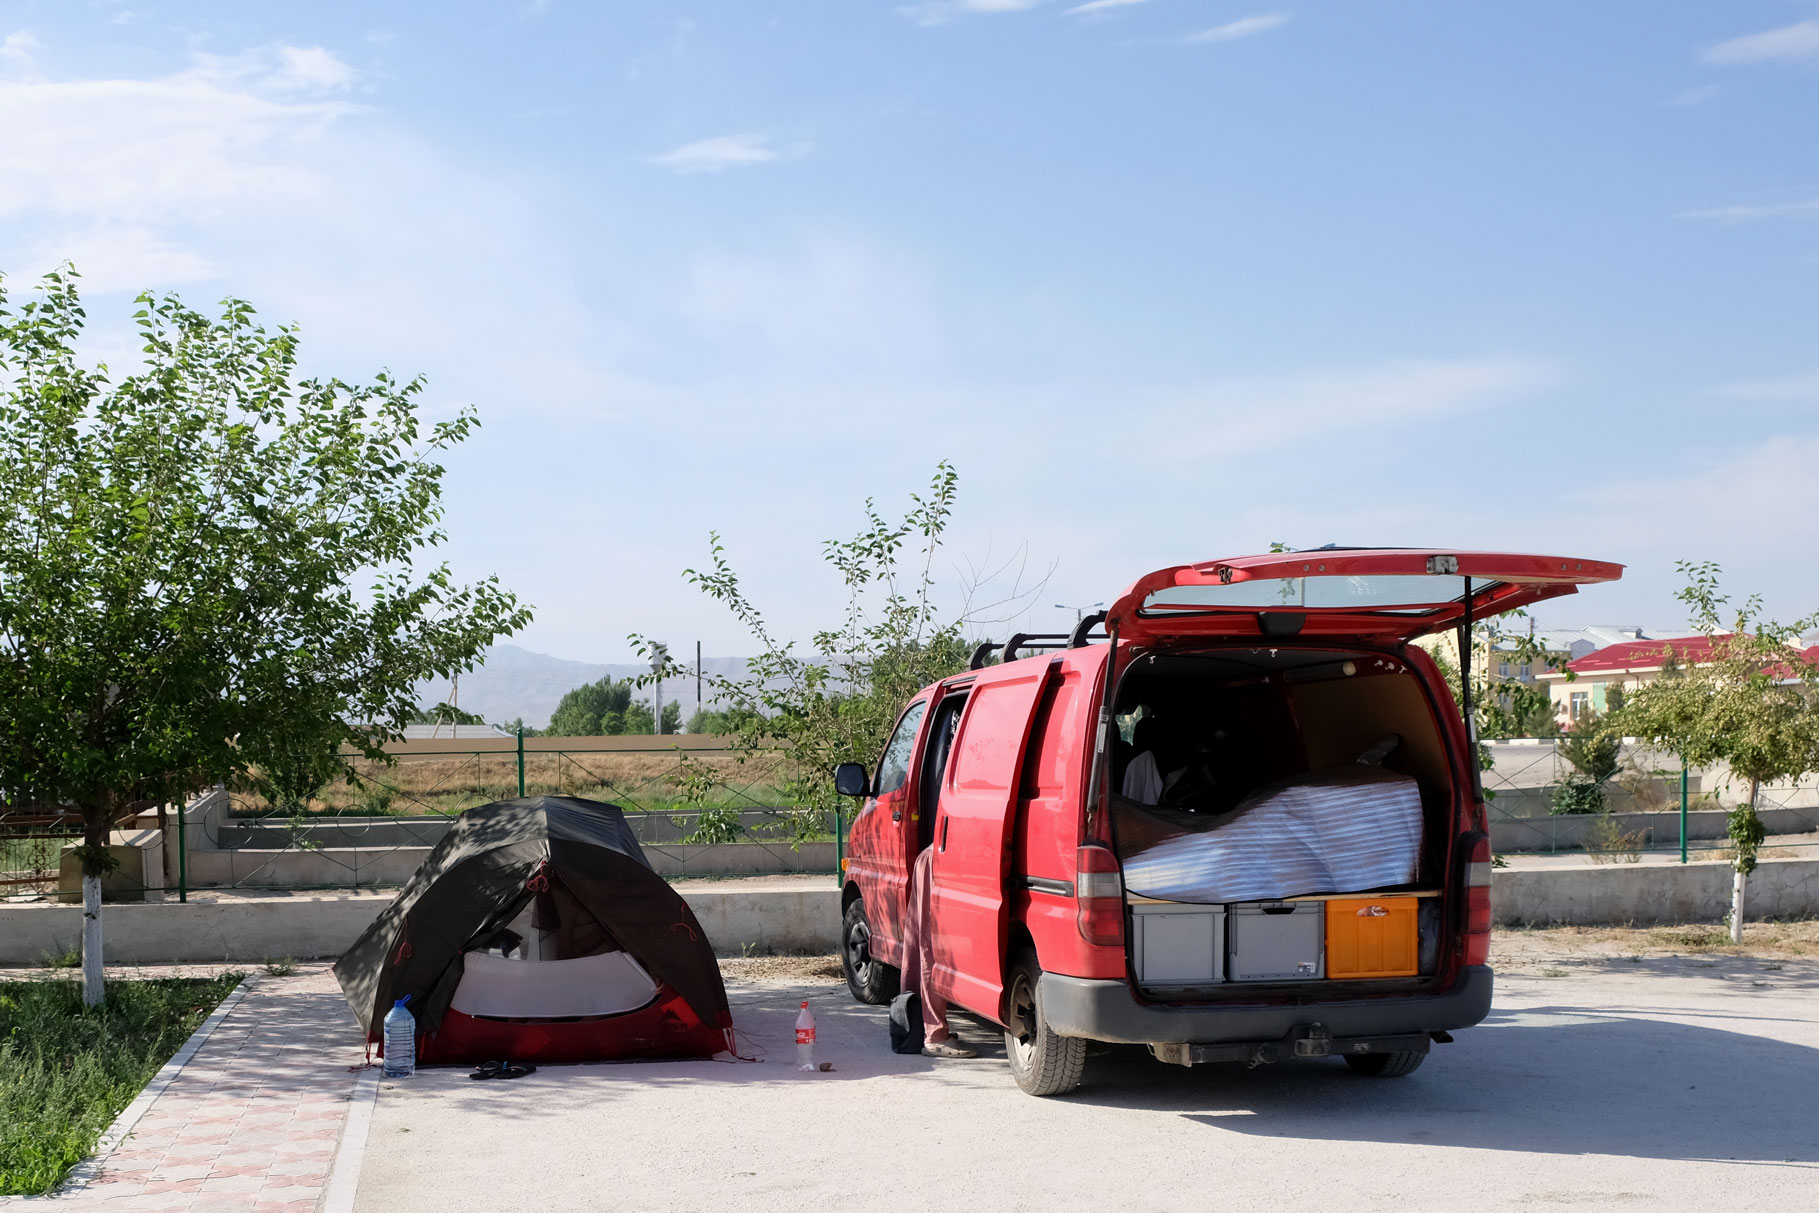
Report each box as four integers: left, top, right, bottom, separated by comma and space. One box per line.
3, 2, 1817, 662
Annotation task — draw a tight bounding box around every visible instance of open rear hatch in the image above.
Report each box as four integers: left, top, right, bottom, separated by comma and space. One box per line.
1104, 548, 1623, 645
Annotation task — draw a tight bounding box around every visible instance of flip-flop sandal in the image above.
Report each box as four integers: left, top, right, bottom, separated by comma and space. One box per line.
469, 1060, 538, 1080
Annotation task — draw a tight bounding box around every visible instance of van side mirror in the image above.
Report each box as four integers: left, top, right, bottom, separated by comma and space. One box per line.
833, 762, 871, 797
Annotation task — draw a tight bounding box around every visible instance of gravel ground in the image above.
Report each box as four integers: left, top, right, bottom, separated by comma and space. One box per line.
353, 928, 1819, 1213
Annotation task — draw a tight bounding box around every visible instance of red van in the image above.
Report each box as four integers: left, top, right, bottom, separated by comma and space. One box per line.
835, 549, 1620, 1095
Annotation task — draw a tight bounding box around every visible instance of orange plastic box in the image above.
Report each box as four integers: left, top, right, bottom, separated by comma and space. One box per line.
1324, 896, 1419, 979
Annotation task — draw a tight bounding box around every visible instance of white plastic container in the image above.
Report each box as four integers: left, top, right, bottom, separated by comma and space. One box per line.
795, 1000, 816, 1070
382, 996, 416, 1077
1227, 901, 1325, 981
1131, 902, 1225, 987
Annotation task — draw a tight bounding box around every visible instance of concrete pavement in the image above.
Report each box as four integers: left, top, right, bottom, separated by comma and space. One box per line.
353, 955, 1819, 1213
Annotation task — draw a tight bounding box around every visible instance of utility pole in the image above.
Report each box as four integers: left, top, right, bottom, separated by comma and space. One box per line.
651, 642, 668, 735
696, 640, 702, 722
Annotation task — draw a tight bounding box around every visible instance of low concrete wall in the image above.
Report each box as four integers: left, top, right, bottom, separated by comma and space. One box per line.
0, 885, 844, 966
1491, 806, 1816, 854
1492, 857, 1819, 926
183, 842, 838, 888
11, 861, 1813, 966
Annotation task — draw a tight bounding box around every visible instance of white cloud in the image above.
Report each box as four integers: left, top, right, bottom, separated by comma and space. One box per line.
1, 30, 42, 66
0, 66, 355, 225
186, 44, 360, 96
650, 133, 797, 173
1154, 356, 1555, 459
898, 0, 1044, 28
1718, 371, 1819, 403
24, 225, 216, 293
1181, 13, 1290, 45
1065, 0, 1147, 15
1682, 197, 1819, 223
1703, 19, 1819, 67
678, 235, 942, 376
1668, 84, 1721, 107
271, 45, 358, 93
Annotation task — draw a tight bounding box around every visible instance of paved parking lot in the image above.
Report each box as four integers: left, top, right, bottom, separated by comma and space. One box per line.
354, 952, 1819, 1212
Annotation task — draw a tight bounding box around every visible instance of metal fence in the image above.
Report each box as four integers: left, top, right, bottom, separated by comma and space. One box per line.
1481, 739, 1819, 863
0, 734, 842, 903
10, 732, 1819, 904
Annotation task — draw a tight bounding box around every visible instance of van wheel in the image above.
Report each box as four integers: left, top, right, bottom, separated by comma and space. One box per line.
1005, 953, 1086, 1097
842, 899, 900, 1005
1344, 1050, 1426, 1077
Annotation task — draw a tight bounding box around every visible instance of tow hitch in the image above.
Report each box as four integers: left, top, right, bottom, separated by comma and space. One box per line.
1149, 1024, 1444, 1068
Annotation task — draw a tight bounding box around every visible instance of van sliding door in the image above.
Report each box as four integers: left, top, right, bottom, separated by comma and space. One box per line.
927, 661, 1051, 1021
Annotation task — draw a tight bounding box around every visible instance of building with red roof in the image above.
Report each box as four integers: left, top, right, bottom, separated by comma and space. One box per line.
1537, 633, 1819, 723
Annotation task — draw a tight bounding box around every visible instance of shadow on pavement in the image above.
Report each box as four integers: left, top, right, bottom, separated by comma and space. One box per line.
1064, 1004, 1819, 1165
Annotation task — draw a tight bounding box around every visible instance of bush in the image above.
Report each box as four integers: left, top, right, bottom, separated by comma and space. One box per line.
1551, 775, 1606, 815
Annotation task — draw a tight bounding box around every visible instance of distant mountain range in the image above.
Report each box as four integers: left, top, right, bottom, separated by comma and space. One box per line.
415, 644, 752, 729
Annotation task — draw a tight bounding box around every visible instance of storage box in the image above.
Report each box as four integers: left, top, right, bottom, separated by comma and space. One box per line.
1131, 902, 1225, 987
1227, 901, 1324, 981
1325, 896, 1419, 979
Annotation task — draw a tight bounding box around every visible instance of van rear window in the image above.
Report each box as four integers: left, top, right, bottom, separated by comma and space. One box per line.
1142, 575, 1505, 614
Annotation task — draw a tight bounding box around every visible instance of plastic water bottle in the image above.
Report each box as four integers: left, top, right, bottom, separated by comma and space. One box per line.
795, 1000, 816, 1071
382, 996, 416, 1078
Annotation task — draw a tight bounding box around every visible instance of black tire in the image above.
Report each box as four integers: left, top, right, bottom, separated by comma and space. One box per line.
1344, 1049, 1427, 1078
841, 898, 900, 1005
1004, 952, 1087, 1097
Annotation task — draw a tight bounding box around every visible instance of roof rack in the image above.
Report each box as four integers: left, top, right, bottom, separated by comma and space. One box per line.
968, 611, 1111, 670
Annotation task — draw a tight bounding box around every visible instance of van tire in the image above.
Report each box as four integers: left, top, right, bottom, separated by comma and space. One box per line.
1005, 952, 1086, 1097
1344, 1049, 1426, 1078
842, 899, 900, 1005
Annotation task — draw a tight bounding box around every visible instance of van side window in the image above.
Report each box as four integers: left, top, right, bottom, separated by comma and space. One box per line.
873, 701, 927, 796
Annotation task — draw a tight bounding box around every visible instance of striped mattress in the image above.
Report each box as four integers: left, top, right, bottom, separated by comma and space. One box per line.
1113, 765, 1424, 904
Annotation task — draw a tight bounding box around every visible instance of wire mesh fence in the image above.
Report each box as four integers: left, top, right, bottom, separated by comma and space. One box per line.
1, 735, 844, 903
1481, 739, 1819, 863
194, 735, 839, 895
12, 731, 1819, 903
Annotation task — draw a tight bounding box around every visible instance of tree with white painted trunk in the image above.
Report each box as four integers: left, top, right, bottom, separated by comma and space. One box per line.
1615, 562, 1819, 942
0, 267, 530, 1005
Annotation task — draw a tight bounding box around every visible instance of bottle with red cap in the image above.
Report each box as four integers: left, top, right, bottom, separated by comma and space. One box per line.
795, 1000, 816, 1070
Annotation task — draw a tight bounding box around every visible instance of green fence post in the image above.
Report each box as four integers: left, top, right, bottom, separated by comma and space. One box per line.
517, 727, 526, 798
1679, 764, 1689, 864
176, 792, 189, 903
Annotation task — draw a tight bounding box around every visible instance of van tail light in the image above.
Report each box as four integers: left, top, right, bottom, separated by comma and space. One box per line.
1075, 845, 1125, 946
1463, 832, 1492, 967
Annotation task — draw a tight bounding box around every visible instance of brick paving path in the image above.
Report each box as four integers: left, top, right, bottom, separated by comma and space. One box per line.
2, 965, 369, 1211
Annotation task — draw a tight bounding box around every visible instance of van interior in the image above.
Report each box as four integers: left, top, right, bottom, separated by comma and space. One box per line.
1108, 645, 1457, 995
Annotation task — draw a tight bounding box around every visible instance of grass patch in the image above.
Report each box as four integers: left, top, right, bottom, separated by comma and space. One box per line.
0, 974, 241, 1196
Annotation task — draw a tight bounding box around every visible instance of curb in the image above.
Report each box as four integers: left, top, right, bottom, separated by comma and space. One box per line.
25, 975, 255, 1201
321, 1065, 382, 1213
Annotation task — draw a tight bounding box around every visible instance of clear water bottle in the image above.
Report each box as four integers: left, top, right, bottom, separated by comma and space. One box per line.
795, 1000, 816, 1071
382, 996, 416, 1078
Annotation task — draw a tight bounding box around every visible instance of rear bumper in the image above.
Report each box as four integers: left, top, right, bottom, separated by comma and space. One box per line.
1038, 965, 1494, 1045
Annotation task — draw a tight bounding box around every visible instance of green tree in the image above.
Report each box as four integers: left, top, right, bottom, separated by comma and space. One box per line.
545, 677, 635, 736
634, 463, 975, 838
0, 269, 530, 1003
409, 702, 485, 726
686, 706, 760, 735
1616, 561, 1819, 941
